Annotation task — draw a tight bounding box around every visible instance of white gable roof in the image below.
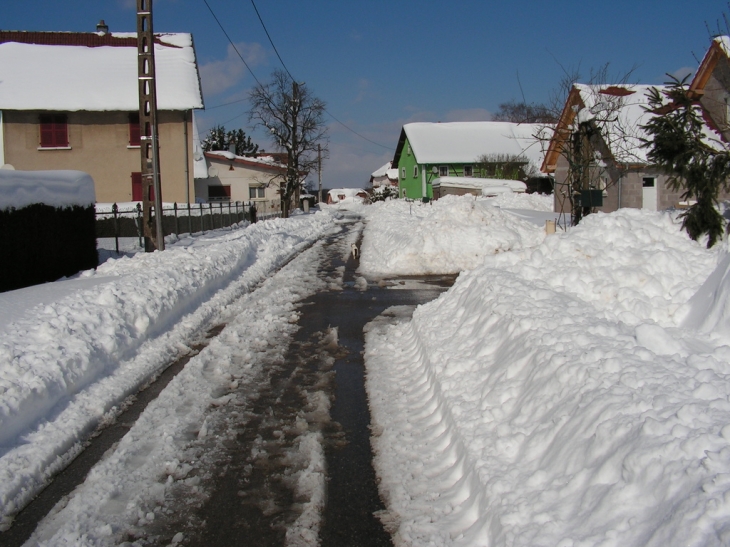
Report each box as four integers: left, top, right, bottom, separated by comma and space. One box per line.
0, 33, 203, 111
403, 121, 549, 172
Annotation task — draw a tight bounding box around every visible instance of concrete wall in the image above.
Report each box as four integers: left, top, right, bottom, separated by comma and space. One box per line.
2, 109, 194, 203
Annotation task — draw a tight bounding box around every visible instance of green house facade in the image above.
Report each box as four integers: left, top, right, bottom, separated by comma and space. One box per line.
392, 122, 547, 199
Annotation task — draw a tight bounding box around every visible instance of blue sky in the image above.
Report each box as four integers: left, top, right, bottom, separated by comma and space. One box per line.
4, 0, 728, 188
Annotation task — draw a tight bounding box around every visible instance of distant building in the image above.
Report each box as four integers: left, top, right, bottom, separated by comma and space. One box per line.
391, 122, 549, 200
370, 161, 398, 188
0, 27, 204, 203
195, 151, 286, 215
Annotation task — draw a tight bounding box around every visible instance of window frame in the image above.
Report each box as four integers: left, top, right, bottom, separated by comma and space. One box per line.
642, 177, 656, 188
439, 165, 449, 177
249, 186, 266, 199
413, 165, 419, 178
39, 114, 69, 149
401, 167, 406, 180
463, 165, 473, 177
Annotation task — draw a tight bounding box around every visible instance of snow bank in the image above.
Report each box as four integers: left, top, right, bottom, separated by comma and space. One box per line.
365, 209, 730, 546
0, 170, 95, 209
0, 212, 335, 525
359, 195, 548, 276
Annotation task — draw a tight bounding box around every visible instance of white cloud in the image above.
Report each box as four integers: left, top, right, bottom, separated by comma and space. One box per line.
199, 42, 267, 97
668, 66, 695, 82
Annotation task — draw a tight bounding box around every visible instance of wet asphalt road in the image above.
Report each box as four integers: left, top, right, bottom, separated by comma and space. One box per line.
1, 219, 454, 546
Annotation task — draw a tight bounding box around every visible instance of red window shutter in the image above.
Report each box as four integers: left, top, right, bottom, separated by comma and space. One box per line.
131, 172, 142, 201
129, 113, 141, 146
39, 114, 68, 147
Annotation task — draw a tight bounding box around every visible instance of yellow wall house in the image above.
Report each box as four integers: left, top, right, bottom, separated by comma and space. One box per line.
0, 26, 204, 204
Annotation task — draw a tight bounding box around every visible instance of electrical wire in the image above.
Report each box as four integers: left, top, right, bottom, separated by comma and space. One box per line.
249, 0, 295, 82
202, 0, 262, 87
204, 0, 392, 150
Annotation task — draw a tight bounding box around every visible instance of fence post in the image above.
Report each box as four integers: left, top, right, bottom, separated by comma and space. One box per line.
209, 202, 213, 230
228, 200, 232, 227
174, 202, 179, 237
136, 202, 143, 248
187, 202, 192, 235
112, 202, 120, 254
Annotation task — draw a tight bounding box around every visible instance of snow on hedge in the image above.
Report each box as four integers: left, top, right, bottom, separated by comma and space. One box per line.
0, 213, 335, 527
359, 195, 552, 276
0, 169, 95, 210
365, 208, 730, 546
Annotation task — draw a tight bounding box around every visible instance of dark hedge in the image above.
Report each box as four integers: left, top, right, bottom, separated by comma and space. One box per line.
0, 204, 97, 292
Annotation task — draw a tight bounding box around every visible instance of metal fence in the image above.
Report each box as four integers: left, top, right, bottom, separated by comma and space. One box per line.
96, 201, 282, 254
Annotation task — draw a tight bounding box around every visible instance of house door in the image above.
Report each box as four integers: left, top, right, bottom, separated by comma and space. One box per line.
642, 177, 657, 211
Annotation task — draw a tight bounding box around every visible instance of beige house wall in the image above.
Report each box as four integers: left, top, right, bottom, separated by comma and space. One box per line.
2, 110, 194, 203
552, 153, 681, 214
194, 157, 282, 214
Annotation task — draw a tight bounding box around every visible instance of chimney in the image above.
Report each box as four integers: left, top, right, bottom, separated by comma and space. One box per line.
96, 20, 109, 35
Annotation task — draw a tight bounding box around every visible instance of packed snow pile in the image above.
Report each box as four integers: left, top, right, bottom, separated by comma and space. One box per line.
0, 169, 95, 209
486, 191, 553, 211
359, 195, 550, 276
0, 213, 335, 527
365, 209, 730, 546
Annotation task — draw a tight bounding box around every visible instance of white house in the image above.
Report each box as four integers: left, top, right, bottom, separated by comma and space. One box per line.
195, 150, 286, 215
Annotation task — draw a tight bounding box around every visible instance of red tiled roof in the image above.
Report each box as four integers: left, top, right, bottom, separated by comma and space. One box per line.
0, 31, 175, 48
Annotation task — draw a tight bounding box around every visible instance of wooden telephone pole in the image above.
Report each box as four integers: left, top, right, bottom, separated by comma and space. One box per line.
137, 0, 164, 251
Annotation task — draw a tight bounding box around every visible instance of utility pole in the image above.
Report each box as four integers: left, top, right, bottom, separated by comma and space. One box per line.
137, 0, 164, 251
317, 144, 322, 204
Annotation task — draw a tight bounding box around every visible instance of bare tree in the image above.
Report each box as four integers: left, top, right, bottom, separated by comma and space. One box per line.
537, 63, 642, 226
249, 70, 328, 217
492, 101, 556, 124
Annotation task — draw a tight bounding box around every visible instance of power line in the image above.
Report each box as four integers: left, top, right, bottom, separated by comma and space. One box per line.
206, 97, 248, 110
202, 0, 262, 87
249, 0, 295, 82
325, 109, 392, 150
204, 0, 392, 151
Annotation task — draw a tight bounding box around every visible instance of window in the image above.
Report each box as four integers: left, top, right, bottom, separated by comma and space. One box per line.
413, 165, 419, 178
131, 172, 156, 201
249, 186, 265, 199
129, 113, 141, 146
407, 144, 412, 156
642, 177, 655, 187
439, 165, 449, 176
401, 167, 406, 179
39, 114, 68, 148
463, 165, 473, 177
209, 185, 232, 201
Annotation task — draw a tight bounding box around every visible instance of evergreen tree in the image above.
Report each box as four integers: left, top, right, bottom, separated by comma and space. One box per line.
643, 76, 730, 247
201, 125, 259, 157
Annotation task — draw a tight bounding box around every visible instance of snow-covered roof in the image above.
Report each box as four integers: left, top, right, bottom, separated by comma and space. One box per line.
572, 84, 663, 164
0, 169, 95, 209
398, 122, 549, 172
204, 150, 287, 171
0, 32, 203, 111
327, 188, 368, 203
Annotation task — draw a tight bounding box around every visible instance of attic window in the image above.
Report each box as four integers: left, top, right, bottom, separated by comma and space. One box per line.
598, 86, 635, 97
407, 144, 412, 155
413, 165, 419, 178
39, 114, 68, 148
401, 167, 406, 179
